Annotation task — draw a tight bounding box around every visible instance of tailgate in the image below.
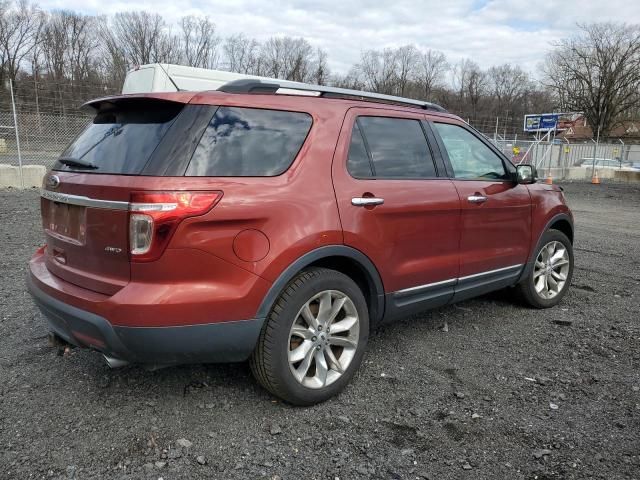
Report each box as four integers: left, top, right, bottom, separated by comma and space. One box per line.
39, 96, 193, 296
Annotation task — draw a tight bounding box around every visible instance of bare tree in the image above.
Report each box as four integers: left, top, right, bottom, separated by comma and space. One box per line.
0, 0, 44, 85
180, 15, 219, 69
395, 45, 417, 96
41, 11, 67, 84
466, 64, 487, 118
68, 14, 97, 85
41, 11, 73, 113
487, 63, 528, 113
545, 22, 640, 138
110, 11, 178, 66
0, 1, 7, 70
260, 36, 314, 82
417, 49, 447, 99
451, 58, 474, 111
27, 32, 42, 115
282, 37, 313, 82
451, 59, 487, 118
331, 68, 365, 90
97, 15, 127, 90
451, 59, 470, 105
520, 83, 555, 118
222, 33, 260, 74
41, 11, 98, 86
357, 48, 398, 95
310, 47, 329, 85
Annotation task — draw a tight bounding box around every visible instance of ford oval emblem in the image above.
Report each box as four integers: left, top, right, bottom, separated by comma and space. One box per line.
47, 174, 60, 189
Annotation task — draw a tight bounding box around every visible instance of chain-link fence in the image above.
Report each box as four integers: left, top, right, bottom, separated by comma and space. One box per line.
0, 110, 90, 169
490, 137, 640, 180
1, 106, 639, 187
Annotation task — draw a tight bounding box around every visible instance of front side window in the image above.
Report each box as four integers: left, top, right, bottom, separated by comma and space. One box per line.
434, 123, 508, 180
347, 116, 437, 178
186, 107, 312, 177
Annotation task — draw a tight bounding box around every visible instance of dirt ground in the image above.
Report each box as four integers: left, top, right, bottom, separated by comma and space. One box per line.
0, 182, 639, 480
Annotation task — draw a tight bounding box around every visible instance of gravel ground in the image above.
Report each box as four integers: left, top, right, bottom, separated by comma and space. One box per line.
1, 182, 639, 480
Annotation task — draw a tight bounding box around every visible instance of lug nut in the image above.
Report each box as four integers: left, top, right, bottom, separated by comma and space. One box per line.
316, 345, 321, 350
312, 336, 317, 341
318, 325, 322, 331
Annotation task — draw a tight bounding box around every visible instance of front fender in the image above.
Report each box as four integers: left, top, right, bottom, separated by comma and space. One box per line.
517, 211, 574, 284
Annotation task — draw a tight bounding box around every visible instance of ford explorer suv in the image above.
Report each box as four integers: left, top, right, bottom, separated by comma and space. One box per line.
28, 80, 574, 405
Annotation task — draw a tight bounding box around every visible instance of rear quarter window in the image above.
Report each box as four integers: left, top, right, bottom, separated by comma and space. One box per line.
185, 107, 312, 177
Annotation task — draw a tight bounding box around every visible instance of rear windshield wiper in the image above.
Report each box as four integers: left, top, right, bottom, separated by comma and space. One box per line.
57, 156, 98, 169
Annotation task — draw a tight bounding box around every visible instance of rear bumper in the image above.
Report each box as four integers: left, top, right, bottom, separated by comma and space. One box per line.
27, 272, 264, 365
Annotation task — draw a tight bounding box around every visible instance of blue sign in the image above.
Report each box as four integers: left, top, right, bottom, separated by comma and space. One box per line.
524, 114, 559, 132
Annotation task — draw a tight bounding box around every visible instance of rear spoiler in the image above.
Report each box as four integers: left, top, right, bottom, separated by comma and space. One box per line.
81, 92, 198, 112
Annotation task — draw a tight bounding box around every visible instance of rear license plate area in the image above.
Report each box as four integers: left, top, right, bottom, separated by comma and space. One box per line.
44, 200, 87, 244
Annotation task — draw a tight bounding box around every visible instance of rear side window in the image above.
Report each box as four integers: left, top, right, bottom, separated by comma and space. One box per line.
54, 100, 183, 175
347, 116, 436, 178
185, 107, 312, 177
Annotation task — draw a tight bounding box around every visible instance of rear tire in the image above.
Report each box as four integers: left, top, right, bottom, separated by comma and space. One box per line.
516, 229, 573, 308
250, 267, 369, 406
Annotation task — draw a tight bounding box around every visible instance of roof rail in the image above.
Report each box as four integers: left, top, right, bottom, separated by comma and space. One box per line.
217, 79, 447, 113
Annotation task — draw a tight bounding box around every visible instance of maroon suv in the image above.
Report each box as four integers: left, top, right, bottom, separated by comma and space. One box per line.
28, 80, 574, 405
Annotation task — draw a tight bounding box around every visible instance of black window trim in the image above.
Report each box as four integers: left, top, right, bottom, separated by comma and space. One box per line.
420, 119, 449, 177
182, 105, 314, 178
355, 117, 376, 177
152, 104, 219, 176
347, 114, 442, 181
428, 120, 517, 182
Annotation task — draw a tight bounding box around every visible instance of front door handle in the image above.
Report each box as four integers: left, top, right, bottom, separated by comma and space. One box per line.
467, 194, 488, 204
352, 197, 384, 207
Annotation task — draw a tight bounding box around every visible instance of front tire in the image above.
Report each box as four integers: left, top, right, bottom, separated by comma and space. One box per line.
516, 229, 574, 308
250, 267, 369, 405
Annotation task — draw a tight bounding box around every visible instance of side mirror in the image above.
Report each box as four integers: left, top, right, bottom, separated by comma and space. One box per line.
516, 164, 536, 184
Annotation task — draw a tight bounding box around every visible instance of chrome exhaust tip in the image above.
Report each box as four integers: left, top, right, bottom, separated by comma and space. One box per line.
103, 355, 129, 368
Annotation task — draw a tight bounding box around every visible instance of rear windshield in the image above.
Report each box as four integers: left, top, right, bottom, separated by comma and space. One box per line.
185, 107, 312, 177
54, 100, 183, 175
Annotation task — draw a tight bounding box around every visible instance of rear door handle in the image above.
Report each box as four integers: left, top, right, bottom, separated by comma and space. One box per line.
352, 197, 384, 207
467, 194, 487, 204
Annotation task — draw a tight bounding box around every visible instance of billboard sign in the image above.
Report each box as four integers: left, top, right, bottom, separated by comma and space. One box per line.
524, 113, 560, 132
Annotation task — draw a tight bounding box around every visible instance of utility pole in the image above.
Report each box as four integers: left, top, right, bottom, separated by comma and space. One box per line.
590, 125, 600, 180
9, 79, 24, 189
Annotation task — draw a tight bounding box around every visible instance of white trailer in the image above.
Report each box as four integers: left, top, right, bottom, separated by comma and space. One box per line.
121, 63, 446, 113
122, 64, 277, 94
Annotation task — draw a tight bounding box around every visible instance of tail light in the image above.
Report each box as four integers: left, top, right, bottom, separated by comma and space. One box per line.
129, 191, 222, 262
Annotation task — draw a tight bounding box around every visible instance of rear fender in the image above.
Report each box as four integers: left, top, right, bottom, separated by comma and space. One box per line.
255, 245, 385, 324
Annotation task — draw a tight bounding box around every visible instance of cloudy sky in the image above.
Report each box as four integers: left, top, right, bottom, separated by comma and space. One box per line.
36, 0, 640, 76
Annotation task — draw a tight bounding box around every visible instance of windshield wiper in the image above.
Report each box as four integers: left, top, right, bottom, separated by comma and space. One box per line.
58, 156, 98, 169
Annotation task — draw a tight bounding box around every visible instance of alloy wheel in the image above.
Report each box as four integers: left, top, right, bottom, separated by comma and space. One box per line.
288, 290, 360, 389
533, 240, 570, 299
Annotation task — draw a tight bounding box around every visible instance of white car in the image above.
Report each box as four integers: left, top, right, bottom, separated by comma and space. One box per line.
578, 158, 639, 171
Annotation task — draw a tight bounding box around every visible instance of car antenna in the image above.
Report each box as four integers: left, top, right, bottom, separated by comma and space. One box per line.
158, 64, 183, 92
